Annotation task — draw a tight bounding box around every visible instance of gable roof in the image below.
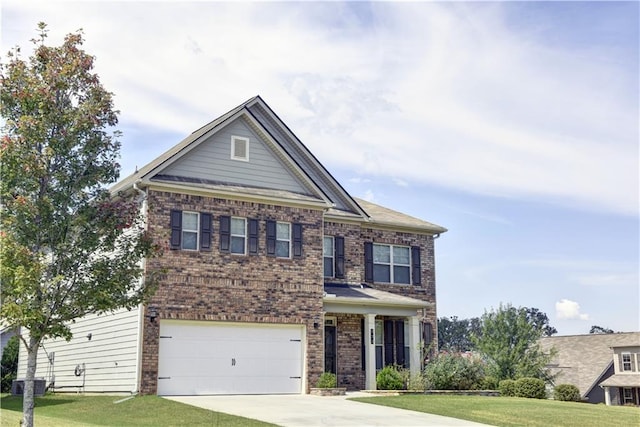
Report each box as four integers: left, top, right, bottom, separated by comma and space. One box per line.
540, 332, 640, 397
111, 96, 367, 217
110, 96, 446, 234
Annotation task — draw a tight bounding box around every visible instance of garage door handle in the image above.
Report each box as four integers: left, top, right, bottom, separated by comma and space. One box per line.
158, 377, 171, 380
290, 376, 301, 379
231, 358, 236, 366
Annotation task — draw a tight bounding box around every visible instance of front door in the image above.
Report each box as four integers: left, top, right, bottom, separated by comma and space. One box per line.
324, 319, 337, 374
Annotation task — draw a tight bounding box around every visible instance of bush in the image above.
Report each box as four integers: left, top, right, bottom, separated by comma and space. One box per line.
376, 365, 404, 390
316, 372, 337, 388
515, 377, 546, 399
499, 379, 517, 397
481, 376, 499, 390
554, 384, 581, 402
1, 336, 19, 393
424, 353, 486, 390
407, 371, 426, 391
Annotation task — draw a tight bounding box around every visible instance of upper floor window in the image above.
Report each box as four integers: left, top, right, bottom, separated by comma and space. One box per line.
276, 222, 291, 257
374, 244, 410, 284
324, 236, 334, 277
622, 353, 633, 371
267, 220, 302, 259
365, 242, 420, 285
230, 217, 247, 254
169, 209, 212, 251
182, 212, 199, 250
231, 136, 249, 161
324, 236, 345, 279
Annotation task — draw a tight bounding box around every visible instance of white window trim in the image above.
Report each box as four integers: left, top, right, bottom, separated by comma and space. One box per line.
373, 243, 411, 284
230, 217, 247, 255
323, 236, 335, 278
182, 211, 199, 251
231, 135, 250, 161
622, 353, 633, 372
276, 221, 291, 258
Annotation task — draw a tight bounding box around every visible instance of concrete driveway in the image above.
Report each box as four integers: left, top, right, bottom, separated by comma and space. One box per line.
165, 392, 493, 426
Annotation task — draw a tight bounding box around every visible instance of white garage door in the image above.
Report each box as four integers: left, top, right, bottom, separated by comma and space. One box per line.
157, 320, 304, 396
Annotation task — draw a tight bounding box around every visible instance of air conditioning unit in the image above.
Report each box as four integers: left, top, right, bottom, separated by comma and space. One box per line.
11, 379, 46, 396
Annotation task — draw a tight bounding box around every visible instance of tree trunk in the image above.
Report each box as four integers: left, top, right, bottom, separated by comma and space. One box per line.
22, 335, 39, 427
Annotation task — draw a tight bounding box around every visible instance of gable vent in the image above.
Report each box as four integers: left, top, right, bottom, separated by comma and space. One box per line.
231, 136, 249, 161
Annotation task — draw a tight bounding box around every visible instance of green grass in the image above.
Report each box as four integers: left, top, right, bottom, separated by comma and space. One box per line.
0, 393, 277, 427
351, 394, 640, 427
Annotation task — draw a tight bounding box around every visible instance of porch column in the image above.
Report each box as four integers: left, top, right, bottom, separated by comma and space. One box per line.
604, 386, 611, 406
364, 313, 377, 390
408, 315, 421, 377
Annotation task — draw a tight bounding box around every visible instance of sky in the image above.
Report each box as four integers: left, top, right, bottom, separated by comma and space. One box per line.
2, 1, 638, 336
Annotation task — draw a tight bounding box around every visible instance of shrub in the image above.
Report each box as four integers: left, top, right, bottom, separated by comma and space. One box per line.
424, 353, 486, 390
376, 365, 404, 390
499, 379, 517, 397
481, 376, 499, 390
316, 372, 337, 388
554, 384, 581, 402
515, 377, 546, 399
407, 371, 426, 391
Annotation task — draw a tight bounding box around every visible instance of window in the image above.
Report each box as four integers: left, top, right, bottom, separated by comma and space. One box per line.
623, 388, 634, 405
276, 222, 290, 258
373, 244, 410, 284
365, 243, 420, 284
323, 237, 334, 277
375, 319, 384, 370
230, 217, 246, 254
170, 210, 211, 251
181, 212, 199, 250
622, 353, 633, 371
231, 136, 249, 161
374, 318, 408, 369
267, 220, 302, 258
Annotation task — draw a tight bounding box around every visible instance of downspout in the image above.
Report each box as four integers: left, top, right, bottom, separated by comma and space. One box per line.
132, 181, 147, 394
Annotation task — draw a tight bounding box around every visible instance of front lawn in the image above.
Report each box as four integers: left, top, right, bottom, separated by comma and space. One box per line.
351, 394, 639, 427
0, 394, 276, 427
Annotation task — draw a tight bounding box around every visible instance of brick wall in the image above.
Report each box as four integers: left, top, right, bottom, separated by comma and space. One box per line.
324, 221, 438, 346
141, 190, 325, 394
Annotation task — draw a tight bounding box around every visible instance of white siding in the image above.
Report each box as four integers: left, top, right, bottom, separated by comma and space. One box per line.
161, 118, 309, 194
17, 307, 142, 393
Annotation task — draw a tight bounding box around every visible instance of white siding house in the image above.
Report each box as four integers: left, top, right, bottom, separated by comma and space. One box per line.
17, 307, 143, 393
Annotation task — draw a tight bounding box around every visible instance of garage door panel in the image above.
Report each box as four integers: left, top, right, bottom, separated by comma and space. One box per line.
157, 320, 303, 395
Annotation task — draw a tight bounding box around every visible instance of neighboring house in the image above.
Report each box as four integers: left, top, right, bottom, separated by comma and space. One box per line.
18, 96, 446, 395
1, 324, 17, 360
540, 332, 640, 404
599, 343, 640, 406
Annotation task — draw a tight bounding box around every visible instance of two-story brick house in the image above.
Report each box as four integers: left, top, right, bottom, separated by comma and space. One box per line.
18, 96, 446, 395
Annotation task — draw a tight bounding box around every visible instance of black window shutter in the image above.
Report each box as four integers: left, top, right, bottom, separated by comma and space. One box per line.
199, 213, 212, 251
395, 320, 406, 367
248, 219, 259, 255
292, 223, 303, 258
361, 317, 366, 371
335, 236, 345, 279
266, 220, 276, 256
170, 209, 182, 250
219, 216, 230, 252
411, 246, 421, 285
364, 242, 373, 282
423, 322, 433, 345
383, 319, 394, 367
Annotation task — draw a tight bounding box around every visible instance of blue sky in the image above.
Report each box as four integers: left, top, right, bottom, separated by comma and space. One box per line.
2, 1, 638, 335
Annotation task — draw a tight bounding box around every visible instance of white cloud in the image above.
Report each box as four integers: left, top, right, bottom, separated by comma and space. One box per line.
556, 299, 589, 320
3, 1, 637, 216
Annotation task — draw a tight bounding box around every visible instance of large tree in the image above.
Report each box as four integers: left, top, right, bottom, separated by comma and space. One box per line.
473, 303, 556, 382
437, 316, 481, 352
0, 23, 158, 427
